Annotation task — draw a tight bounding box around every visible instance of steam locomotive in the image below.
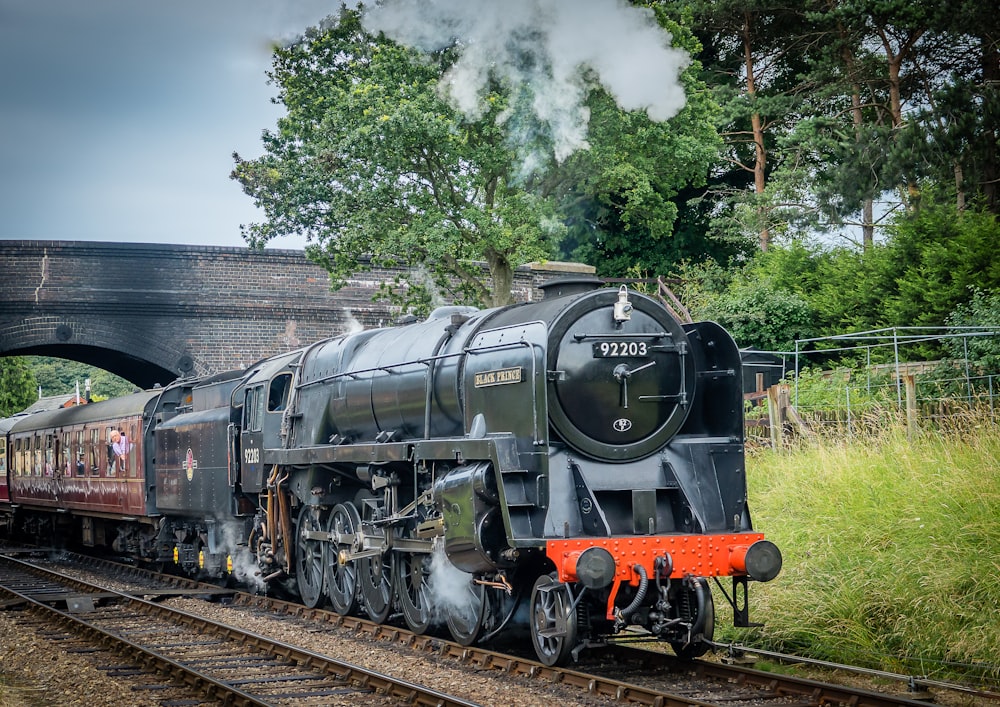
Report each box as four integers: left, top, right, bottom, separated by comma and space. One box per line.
0, 279, 780, 665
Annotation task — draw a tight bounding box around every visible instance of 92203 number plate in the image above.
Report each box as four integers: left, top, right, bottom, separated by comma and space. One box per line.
592, 341, 649, 357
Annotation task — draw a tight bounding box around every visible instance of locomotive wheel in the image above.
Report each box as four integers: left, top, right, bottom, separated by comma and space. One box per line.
295, 505, 326, 609
358, 520, 392, 623
393, 548, 432, 634
670, 578, 715, 660
325, 503, 361, 615
530, 573, 577, 667
445, 578, 486, 646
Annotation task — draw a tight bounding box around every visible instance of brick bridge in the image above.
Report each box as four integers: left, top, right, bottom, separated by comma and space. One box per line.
0, 240, 593, 388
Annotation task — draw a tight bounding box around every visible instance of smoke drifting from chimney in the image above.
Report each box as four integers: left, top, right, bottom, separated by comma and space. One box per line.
361, 0, 689, 165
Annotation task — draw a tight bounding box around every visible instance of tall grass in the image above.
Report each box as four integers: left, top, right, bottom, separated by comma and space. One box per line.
722, 421, 1000, 681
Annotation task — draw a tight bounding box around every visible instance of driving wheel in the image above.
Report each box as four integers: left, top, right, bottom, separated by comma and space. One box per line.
295, 505, 325, 609
358, 518, 392, 623
393, 545, 432, 634
325, 503, 360, 615
446, 576, 486, 646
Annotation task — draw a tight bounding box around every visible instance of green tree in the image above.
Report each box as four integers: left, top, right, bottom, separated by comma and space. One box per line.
877, 194, 1000, 327
551, 6, 734, 277
946, 288, 1000, 371
0, 357, 37, 417
232, 8, 559, 310
673, 257, 816, 351
27, 357, 135, 401
683, 0, 817, 251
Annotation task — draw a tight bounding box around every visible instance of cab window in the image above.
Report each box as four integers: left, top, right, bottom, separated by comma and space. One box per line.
244, 387, 265, 433
268, 374, 292, 413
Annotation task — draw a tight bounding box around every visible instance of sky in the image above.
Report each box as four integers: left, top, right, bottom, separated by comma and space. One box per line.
0, 1, 336, 249
0, 0, 688, 252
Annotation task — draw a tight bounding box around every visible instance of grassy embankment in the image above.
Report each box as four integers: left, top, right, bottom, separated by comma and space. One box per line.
718, 418, 1000, 682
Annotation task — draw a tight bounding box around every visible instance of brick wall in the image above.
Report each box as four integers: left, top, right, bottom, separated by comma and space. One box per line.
0, 240, 594, 386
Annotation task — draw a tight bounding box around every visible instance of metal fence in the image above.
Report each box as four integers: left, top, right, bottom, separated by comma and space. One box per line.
743, 327, 1000, 443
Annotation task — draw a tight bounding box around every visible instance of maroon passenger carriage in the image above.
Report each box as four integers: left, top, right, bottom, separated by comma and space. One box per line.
4, 392, 159, 546
0, 372, 255, 574
0, 413, 23, 532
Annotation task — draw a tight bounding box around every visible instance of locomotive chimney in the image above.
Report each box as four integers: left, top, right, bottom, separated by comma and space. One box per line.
538, 275, 604, 300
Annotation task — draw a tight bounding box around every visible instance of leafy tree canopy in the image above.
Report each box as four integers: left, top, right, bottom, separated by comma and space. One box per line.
0, 357, 37, 417
232, 7, 560, 310
552, 5, 732, 276
233, 4, 728, 308
27, 357, 136, 402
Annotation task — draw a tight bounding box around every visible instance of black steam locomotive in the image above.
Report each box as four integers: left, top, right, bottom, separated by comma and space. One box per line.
0, 279, 780, 665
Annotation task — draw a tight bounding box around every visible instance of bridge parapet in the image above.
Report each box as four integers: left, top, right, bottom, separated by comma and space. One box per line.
0, 240, 593, 387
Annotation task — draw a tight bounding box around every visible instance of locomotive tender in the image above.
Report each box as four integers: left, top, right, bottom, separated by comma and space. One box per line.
0, 279, 780, 665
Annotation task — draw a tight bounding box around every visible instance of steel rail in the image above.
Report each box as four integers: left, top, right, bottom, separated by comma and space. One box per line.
0, 554, 480, 707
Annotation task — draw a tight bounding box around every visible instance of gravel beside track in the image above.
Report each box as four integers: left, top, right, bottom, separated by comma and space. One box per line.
0, 591, 612, 707
0, 609, 163, 707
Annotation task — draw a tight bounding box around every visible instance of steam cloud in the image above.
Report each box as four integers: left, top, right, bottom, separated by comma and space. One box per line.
342, 308, 365, 334
361, 0, 689, 165
425, 538, 478, 622
222, 521, 267, 593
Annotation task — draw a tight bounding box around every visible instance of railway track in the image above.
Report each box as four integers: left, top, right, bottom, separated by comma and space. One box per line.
1, 549, 964, 707
0, 553, 477, 706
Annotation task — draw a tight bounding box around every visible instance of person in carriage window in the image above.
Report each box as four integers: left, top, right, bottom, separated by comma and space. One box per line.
110, 430, 131, 474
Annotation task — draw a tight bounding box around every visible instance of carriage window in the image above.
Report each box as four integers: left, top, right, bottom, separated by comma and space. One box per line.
106, 426, 117, 476
0, 437, 6, 476
61, 432, 70, 476
44, 435, 54, 477
90, 428, 100, 475
129, 422, 138, 478
13, 438, 21, 476
76, 430, 85, 476
33, 436, 42, 476
268, 374, 292, 413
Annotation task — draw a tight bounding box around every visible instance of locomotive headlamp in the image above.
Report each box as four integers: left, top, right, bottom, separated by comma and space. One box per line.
574, 546, 617, 589
613, 285, 633, 323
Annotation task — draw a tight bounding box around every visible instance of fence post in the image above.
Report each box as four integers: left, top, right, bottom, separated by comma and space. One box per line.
904, 373, 918, 438
767, 383, 783, 449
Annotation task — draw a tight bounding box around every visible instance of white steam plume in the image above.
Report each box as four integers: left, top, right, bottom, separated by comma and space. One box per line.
426, 538, 478, 623
342, 308, 365, 334
362, 0, 689, 163
222, 520, 267, 593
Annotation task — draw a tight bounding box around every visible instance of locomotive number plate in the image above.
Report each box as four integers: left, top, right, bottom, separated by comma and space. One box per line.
592, 341, 649, 358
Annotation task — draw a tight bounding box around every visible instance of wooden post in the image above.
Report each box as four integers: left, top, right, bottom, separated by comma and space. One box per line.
767, 383, 783, 449
904, 373, 918, 438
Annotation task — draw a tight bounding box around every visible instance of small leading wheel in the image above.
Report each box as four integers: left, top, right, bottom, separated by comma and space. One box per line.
295, 505, 326, 609
358, 520, 392, 624
446, 577, 486, 646
325, 503, 360, 615
530, 573, 577, 666
670, 578, 715, 660
393, 541, 432, 634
